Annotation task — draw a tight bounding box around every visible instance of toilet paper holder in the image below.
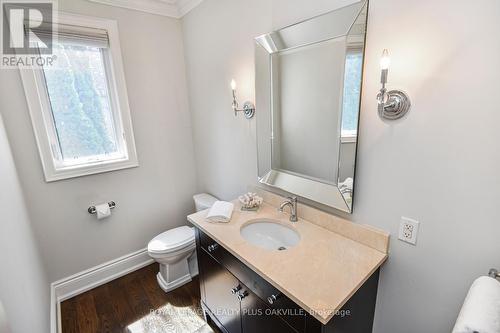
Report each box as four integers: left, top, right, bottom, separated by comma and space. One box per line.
489, 268, 500, 279
88, 201, 116, 214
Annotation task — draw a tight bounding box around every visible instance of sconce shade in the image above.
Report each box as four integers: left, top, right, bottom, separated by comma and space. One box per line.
380, 49, 390, 70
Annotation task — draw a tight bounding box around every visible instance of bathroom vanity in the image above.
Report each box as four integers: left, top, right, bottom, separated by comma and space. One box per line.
188, 193, 389, 333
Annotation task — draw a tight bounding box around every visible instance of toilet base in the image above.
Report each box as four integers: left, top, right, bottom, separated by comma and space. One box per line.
156, 271, 192, 293
156, 257, 195, 293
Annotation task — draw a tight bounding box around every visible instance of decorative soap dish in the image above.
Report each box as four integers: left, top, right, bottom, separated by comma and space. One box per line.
238, 192, 263, 211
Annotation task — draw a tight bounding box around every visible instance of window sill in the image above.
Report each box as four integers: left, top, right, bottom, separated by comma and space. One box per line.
341, 136, 357, 144
44, 158, 139, 182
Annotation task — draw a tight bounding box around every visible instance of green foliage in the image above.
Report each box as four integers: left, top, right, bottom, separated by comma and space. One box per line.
43, 44, 117, 160
341, 51, 363, 132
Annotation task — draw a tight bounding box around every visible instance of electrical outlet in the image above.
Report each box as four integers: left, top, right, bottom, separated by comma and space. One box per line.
399, 217, 420, 245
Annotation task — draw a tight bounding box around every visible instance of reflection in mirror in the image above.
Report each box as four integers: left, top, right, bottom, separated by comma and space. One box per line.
255, 1, 368, 213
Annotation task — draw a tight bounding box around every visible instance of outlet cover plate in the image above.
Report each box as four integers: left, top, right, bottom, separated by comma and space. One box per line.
399, 217, 420, 245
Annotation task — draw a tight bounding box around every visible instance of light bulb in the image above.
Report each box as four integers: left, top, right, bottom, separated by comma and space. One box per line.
380, 49, 390, 70
230, 79, 236, 91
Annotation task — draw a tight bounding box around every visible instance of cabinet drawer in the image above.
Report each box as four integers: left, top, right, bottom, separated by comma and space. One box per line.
239, 274, 306, 333
197, 229, 306, 332
198, 228, 224, 255
199, 250, 242, 333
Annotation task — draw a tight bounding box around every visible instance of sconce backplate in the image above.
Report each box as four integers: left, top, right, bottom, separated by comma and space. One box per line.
242, 102, 256, 119
378, 90, 411, 120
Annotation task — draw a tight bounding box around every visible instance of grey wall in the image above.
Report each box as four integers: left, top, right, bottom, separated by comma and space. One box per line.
0, 0, 198, 281
182, 0, 270, 200
182, 0, 500, 332
0, 115, 49, 333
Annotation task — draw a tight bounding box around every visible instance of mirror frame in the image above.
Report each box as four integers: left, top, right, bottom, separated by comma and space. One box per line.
255, 1, 368, 213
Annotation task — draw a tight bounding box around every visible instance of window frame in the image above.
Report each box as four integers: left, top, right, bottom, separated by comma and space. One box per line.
19, 12, 138, 182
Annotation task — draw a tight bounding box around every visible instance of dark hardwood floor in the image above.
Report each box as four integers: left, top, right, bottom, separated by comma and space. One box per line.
61, 263, 218, 333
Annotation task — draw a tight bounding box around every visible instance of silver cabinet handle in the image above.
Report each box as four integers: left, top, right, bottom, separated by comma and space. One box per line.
237, 290, 248, 301
207, 243, 219, 252
231, 285, 242, 294
267, 293, 280, 305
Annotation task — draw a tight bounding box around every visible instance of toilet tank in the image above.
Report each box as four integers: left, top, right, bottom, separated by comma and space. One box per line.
193, 193, 218, 212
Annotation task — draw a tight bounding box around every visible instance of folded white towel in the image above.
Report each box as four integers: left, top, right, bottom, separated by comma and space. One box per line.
452, 276, 500, 333
206, 201, 234, 223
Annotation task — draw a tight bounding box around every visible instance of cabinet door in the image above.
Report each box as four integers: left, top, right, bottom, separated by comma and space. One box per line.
200, 250, 242, 333
240, 287, 297, 333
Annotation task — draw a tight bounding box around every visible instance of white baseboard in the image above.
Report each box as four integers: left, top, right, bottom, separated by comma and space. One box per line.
50, 248, 154, 333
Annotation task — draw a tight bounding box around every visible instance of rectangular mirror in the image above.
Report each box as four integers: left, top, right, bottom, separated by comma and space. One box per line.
255, 1, 368, 213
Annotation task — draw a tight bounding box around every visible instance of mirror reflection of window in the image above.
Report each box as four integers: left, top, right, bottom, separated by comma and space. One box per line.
338, 48, 363, 199
341, 49, 363, 140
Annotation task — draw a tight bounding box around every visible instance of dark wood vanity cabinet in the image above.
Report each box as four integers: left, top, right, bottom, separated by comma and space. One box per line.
240, 287, 297, 333
195, 228, 380, 333
199, 250, 242, 333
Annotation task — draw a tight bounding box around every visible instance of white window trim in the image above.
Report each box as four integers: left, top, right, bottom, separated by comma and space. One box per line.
341, 130, 358, 143
19, 12, 138, 182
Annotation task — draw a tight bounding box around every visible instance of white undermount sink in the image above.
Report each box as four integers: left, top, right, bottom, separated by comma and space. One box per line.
240, 219, 300, 251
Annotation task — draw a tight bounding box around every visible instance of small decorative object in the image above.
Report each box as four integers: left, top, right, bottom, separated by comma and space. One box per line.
231, 79, 255, 119
238, 192, 263, 211
377, 49, 411, 120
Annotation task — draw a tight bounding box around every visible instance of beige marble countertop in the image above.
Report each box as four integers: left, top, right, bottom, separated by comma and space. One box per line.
188, 200, 388, 325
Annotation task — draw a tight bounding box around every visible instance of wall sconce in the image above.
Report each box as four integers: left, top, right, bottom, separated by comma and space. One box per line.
376, 49, 411, 120
231, 79, 255, 119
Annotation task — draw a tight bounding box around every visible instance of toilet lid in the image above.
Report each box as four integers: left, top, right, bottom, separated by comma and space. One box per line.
148, 226, 195, 254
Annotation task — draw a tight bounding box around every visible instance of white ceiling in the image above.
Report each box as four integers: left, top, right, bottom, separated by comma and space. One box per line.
87, 0, 205, 18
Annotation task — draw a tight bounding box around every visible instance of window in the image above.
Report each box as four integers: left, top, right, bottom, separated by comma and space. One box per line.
341, 49, 363, 141
20, 13, 138, 181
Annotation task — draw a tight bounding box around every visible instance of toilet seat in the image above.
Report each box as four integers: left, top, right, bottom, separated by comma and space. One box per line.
148, 226, 195, 255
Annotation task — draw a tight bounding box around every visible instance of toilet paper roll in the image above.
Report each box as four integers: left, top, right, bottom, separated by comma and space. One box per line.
95, 203, 111, 220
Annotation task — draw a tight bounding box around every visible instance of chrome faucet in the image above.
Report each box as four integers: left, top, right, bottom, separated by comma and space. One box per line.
279, 196, 298, 222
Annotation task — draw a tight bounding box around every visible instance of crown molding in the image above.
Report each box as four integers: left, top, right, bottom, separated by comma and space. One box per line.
177, 0, 204, 17
87, 0, 204, 18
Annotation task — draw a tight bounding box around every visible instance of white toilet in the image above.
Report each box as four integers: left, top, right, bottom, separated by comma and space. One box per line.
147, 193, 217, 293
